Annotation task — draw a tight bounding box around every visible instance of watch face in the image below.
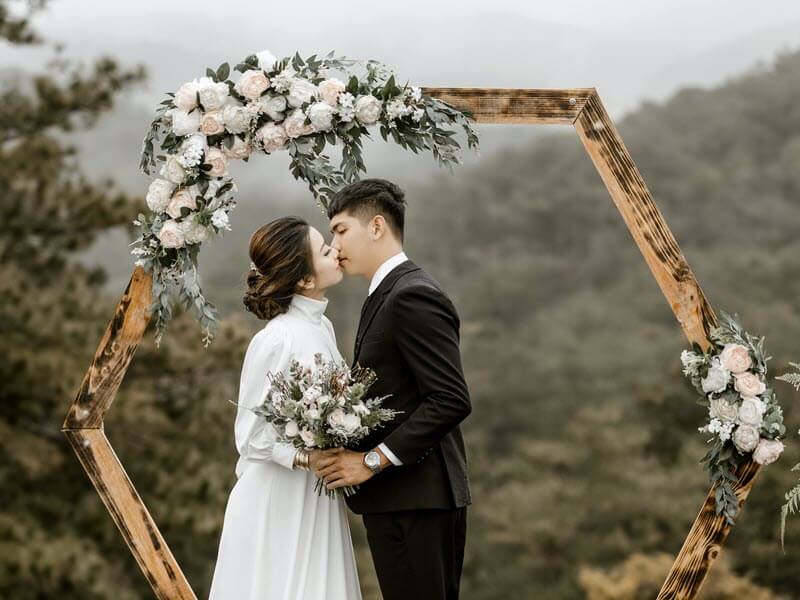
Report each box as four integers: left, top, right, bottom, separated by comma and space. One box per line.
366, 451, 380, 469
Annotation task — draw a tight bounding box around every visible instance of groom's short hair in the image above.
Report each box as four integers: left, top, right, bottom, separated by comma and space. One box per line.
327, 179, 406, 241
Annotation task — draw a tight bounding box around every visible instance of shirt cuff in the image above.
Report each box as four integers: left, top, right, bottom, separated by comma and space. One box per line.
272, 442, 299, 470
378, 442, 403, 466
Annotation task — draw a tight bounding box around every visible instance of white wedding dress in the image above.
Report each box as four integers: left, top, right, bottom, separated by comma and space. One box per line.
208, 294, 362, 600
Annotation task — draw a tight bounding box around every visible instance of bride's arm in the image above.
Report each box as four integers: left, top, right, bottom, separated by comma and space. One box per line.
233, 324, 299, 470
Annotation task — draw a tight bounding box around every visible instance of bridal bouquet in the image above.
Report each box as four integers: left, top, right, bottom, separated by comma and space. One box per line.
252, 353, 399, 498
681, 311, 786, 524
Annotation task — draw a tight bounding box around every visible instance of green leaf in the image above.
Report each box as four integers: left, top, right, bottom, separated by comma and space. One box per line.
346, 75, 359, 95
216, 62, 230, 81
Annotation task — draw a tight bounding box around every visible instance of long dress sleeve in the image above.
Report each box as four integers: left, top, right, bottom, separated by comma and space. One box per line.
234, 323, 298, 472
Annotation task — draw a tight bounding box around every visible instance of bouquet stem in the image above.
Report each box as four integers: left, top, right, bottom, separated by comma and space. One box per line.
314, 477, 358, 499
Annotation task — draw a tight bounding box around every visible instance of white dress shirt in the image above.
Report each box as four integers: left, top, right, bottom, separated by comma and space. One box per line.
369, 251, 408, 466
368, 251, 409, 296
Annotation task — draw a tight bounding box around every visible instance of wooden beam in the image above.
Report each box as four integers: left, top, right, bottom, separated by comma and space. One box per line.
62, 266, 196, 598
571, 90, 761, 599
63, 428, 196, 600
656, 461, 760, 599
422, 87, 595, 124
63, 266, 153, 429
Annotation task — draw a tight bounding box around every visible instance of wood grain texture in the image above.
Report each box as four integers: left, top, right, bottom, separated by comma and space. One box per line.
63, 428, 196, 600
573, 90, 761, 599
423, 87, 595, 124
63, 266, 153, 429
657, 460, 760, 599
573, 91, 716, 348
62, 265, 197, 598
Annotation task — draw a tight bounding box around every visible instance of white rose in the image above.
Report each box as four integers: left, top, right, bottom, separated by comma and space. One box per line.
354, 94, 382, 125
199, 110, 225, 136
732, 424, 760, 453
196, 76, 229, 110
157, 219, 185, 249
222, 104, 253, 134
180, 214, 211, 245
341, 413, 361, 435
283, 109, 313, 138
256, 49, 278, 72
145, 179, 175, 213
302, 386, 322, 403
257, 94, 287, 121
167, 108, 201, 136
318, 77, 346, 106
304, 407, 320, 421
719, 343, 753, 374
222, 136, 252, 160
285, 420, 299, 437
211, 208, 231, 231
753, 438, 785, 466
235, 69, 271, 100
160, 155, 187, 184
316, 394, 331, 407
300, 428, 316, 448
734, 372, 766, 397
174, 79, 199, 111
165, 188, 197, 219
737, 397, 765, 427
255, 122, 289, 152
287, 78, 318, 107
701, 358, 730, 394
203, 147, 228, 177
307, 101, 336, 132
709, 398, 738, 422
327, 408, 346, 430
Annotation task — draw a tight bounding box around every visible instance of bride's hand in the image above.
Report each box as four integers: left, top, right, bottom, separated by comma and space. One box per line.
309, 447, 343, 474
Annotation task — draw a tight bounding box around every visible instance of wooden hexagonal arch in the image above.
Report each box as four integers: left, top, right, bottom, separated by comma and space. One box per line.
62, 87, 761, 600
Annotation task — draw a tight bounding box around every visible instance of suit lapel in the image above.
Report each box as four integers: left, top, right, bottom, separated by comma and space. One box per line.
354, 260, 419, 363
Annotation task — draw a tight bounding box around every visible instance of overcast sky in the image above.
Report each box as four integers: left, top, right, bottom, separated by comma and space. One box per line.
5, 0, 800, 117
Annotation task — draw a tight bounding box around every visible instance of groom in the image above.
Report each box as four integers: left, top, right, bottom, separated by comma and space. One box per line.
315, 178, 472, 600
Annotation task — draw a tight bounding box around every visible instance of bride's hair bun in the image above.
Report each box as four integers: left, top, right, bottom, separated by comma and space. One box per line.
243, 217, 313, 321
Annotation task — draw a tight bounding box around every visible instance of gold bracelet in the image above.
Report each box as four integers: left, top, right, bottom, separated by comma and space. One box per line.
294, 449, 310, 470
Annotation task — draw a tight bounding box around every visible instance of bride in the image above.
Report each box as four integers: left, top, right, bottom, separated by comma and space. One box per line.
208, 216, 361, 599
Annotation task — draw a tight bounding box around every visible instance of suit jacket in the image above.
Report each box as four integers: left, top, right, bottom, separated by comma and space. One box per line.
345, 260, 472, 515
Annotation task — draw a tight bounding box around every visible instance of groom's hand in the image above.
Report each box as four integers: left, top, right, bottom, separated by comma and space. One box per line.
309, 447, 342, 473
316, 449, 374, 490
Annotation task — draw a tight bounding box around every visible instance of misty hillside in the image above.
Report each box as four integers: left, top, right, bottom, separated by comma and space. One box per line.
139, 48, 800, 596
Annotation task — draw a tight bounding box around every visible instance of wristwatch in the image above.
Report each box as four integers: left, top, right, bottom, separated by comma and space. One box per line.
363, 450, 382, 474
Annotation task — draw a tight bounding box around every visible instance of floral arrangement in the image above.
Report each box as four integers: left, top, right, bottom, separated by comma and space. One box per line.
132, 49, 479, 347
251, 353, 399, 498
681, 311, 786, 524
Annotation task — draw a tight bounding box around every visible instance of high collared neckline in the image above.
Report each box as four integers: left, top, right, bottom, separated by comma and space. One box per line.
368, 251, 409, 296
287, 293, 328, 324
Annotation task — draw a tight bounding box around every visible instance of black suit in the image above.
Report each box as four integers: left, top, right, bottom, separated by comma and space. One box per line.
346, 260, 471, 600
